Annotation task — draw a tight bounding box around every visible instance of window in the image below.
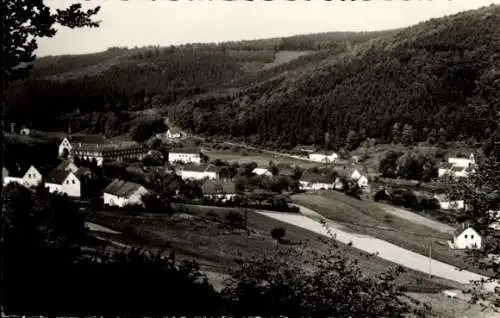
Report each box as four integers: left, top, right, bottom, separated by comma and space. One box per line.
72, 180, 75, 184
471, 235, 474, 239
464, 234, 468, 239
66, 180, 69, 184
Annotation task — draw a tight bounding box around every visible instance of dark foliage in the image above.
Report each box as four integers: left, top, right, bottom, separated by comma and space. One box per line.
270, 227, 286, 242
170, 6, 500, 149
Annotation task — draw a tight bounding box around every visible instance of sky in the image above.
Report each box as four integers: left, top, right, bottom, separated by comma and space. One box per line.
37, 0, 500, 57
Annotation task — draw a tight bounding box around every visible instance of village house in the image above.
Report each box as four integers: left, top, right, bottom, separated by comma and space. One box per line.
453, 222, 482, 249
253, 168, 273, 177
166, 128, 182, 139
2, 165, 43, 188
58, 135, 148, 166
20, 127, 31, 135
168, 147, 202, 164
103, 179, 149, 208
44, 169, 81, 198
202, 179, 237, 202
299, 173, 334, 191
333, 166, 369, 188
309, 151, 338, 164
176, 164, 220, 180
438, 153, 476, 179
433, 194, 465, 210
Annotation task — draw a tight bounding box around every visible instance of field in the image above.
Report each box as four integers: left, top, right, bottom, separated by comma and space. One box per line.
86, 204, 461, 293
291, 192, 492, 277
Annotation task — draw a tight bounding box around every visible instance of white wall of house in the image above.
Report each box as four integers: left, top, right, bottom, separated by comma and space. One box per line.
45, 182, 63, 194
453, 228, 481, 249
104, 187, 148, 208
178, 170, 218, 180
253, 168, 272, 177
204, 193, 237, 202
58, 138, 73, 157
3, 177, 24, 187
168, 153, 201, 164
357, 175, 369, 188
23, 166, 42, 187
448, 155, 475, 168
309, 153, 338, 163
299, 181, 334, 190
166, 130, 181, 139
438, 168, 449, 178
45, 173, 81, 197
439, 200, 465, 210
103, 192, 128, 207
351, 170, 361, 180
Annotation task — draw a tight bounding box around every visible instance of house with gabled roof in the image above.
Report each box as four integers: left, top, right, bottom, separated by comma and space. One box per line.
44, 169, 81, 197
439, 153, 476, 179
3, 165, 43, 188
453, 222, 481, 249
168, 147, 202, 164
309, 151, 338, 164
176, 163, 220, 180
333, 166, 369, 188
103, 179, 149, 208
299, 172, 334, 191
57, 135, 148, 166
202, 179, 237, 202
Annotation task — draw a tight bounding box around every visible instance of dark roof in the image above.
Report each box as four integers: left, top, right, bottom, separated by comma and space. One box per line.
454, 221, 475, 237
168, 127, 182, 134
202, 179, 236, 195
104, 179, 144, 197
5, 164, 27, 178
55, 159, 77, 172
74, 167, 92, 178
169, 147, 200, 154
67, 134, 110, 144
450, 166, 465, 172
45, 170, 71, 184
73, 142, 145, 153
300, 172, 332, 184
180, 164, 220, 173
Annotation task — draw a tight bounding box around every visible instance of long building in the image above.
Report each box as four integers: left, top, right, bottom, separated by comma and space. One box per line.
58, 135, 148, 166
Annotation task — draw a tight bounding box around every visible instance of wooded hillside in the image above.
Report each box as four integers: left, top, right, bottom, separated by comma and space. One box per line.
5, 5, 500, 149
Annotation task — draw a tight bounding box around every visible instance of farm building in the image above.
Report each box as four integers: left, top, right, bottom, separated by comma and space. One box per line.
299, 173, 334, 190
3, 165, 43, 188
202, 179, 237, 202
309, 151, 338, 164
439, 153, 476, 179
434, 194, 465, 210
58, 135, 148, 166
176, 164, 220, 180
168, 147, 202, 164
453, 222, 481, 249
103, 179, 149, 208
44, 170, 81, 198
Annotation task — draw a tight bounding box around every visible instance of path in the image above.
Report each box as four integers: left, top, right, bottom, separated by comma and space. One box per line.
375, 202, 455, 235
257, 206, 498, 292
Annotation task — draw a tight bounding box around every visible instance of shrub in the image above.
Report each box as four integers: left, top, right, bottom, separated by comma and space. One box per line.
225, 211, 245, 229
270, 227, 286, 242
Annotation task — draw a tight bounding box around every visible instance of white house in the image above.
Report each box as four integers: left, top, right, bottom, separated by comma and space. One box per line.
202, 179, 237, 202
166, 128, 182, 139
439, 153, 476, 179
2, 165, 43, 188
357, 175, 369, 188
103, 179, 149, 208
44, 170, 81, 197
434, 194, 464, 210
253, 168, 273, 177
20, 128, 31, 135
299, 173, 334, 190
309, 151, 338, 164
448, 153, 475, 168
333, 167, 369, 188
176, 164, 220, 180
168, 148, 202, 164
453, 222, 482, 249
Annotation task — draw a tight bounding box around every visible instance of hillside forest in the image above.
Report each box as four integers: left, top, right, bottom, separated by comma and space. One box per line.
5, 5, 500, 151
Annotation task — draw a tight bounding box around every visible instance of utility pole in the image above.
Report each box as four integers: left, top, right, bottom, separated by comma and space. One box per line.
428, 241, 432, 278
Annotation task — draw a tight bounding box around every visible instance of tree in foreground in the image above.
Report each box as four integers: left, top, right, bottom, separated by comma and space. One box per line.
3, 0, 101, 85
449, 146, 500, 305
222, 247, 424, 317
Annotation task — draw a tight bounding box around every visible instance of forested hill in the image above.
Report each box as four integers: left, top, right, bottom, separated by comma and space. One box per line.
169, 4, 500, 150
5, 30, 391, 136
5, 5, 500, 150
